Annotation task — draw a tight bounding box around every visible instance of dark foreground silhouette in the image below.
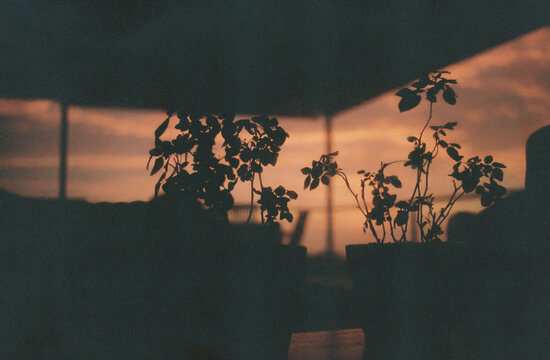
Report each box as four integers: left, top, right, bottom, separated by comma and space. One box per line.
0, 191, 305, 360
441, 125, 550, 359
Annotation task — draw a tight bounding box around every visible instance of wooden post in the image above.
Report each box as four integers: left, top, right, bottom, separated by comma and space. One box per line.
59, 102, 68, 200
325, 114, 334, 255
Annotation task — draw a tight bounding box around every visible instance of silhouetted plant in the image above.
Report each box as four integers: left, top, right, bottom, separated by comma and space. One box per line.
148, 112, 297, 225
303, 71, 507, 243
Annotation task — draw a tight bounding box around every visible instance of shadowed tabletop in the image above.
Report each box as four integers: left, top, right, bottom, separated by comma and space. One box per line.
289, 329, 364, 360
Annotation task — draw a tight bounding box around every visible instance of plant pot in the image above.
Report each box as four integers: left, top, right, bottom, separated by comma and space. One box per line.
180, 240, 307, 360
347, 242, 456, 360
346, 242, 550, 360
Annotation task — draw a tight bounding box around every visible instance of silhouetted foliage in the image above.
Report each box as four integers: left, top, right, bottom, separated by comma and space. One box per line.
304, 71, 507, 243
148, 112, 296, 225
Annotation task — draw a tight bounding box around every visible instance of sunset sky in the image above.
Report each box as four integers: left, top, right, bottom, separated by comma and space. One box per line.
1, 27, 549, 255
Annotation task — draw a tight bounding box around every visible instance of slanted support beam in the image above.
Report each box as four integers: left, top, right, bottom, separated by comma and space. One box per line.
59, 102, 68, 200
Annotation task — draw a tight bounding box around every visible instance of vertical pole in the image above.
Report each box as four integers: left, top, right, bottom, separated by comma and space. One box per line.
325, 114, 334, 255
59, 102, 68, 200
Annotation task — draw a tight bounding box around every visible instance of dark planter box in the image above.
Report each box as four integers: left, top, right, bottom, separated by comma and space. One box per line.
346, 243, 550, 360
181, 242, 307, 360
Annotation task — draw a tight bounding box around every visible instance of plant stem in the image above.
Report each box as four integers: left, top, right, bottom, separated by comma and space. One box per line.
435, 185, 464, 227
360, 180, 382, 242
339, 172, 380, 242
388, 214, 398, 243
246, 175, 255, 224
257, 169, 265, 224
413, 101, 435, 242
418, 102, 434, 144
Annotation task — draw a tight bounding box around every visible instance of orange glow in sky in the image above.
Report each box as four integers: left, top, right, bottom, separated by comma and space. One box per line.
1, 27, 549, 255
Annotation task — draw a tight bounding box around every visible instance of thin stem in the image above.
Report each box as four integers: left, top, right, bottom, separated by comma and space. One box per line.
435, 185, 464, 226
388, 214, 398, 243
339, 172, 380, 242
339, 172, 368, 218
384, 160, 407, 167
399, 225, 407, 242
422, 161, 431, 198
411, 101, 435, 242
257, 169, 265, 224
418, 101, 434, 143
416, 202, 426, 242
246, 175, 255, 224
360, 180, 382, 242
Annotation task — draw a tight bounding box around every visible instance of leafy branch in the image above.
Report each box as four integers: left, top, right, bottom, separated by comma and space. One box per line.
303, 71, 507, 244
148, 113, 297, 225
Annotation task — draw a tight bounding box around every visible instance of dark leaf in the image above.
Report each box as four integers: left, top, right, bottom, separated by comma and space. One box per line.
395, 88, 414, 97
493, 183, 507, 197
301, 167, 312, 175
150, 157, 164, 175
389, 176, 402, 188
310, 178, 320, 190
146, 155, 152, 170
481, 194, 493, 207
311, 164, 323, 178
304, 175, 311, 189
446, 147, 463, 162
154, 181, 162, 197
321, 175, 330, 185
492, 162, 506, 168
286, 213, 294, 223
274, 186, 286, 196
287, 190, 298, 200
443, 122, 458, 129
407, 136, 417, 143
155, 117, 170, 138
149, 147, 162, 156
462, 178, 477, 193
251, 161, 263, 173
443, 86, 457, 105
398, 92, 422, 112
484, 155, 493, 164
395, 201, 409, 209
492, 168, 504, 182
438, 140, 448, 148
450, 143, 461, 149
395, 211, 408, 226
228, 157, 240, 168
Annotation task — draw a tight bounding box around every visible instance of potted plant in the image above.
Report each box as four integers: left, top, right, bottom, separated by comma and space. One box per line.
302, 71, 508, 359
148, 112, 306, 360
